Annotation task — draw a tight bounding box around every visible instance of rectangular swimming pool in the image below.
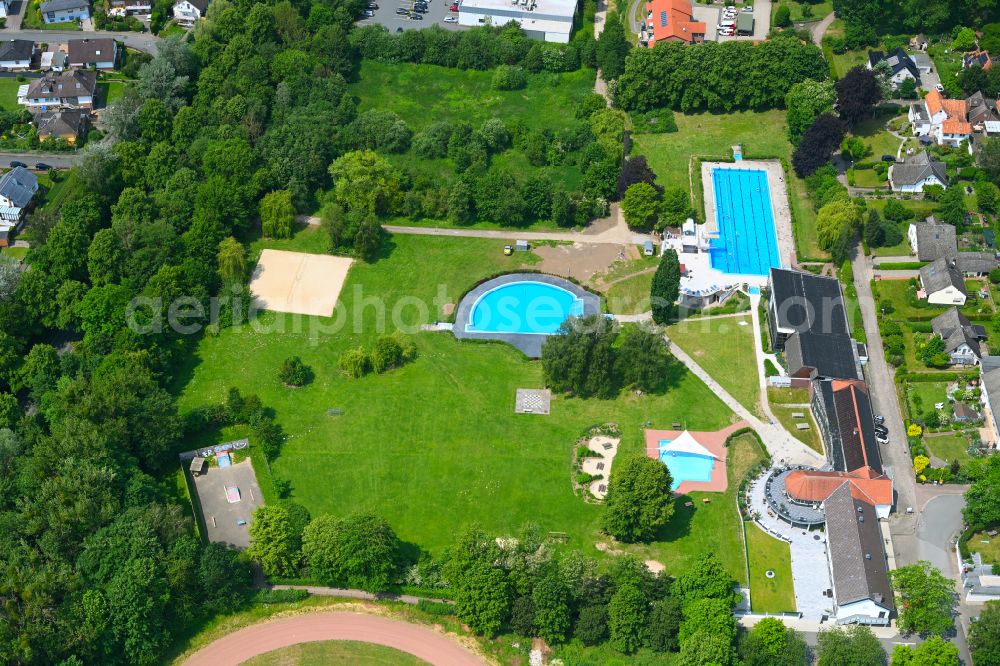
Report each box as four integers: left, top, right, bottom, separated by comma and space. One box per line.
709, 168, 781, 276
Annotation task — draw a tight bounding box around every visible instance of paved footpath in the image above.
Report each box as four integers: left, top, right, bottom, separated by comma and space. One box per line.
810, 12, 836, 47
182, 611, 488, 666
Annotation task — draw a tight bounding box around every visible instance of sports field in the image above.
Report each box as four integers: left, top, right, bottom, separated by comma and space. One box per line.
178, 228, 737, 565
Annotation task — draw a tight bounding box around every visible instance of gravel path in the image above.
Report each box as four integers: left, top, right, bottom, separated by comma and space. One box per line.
182, 611, 488, 666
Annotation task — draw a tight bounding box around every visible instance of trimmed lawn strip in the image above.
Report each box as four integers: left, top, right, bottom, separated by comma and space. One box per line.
243, 640, 428, 665
631, 110, 822, 261
666, 314, 761, 416
605, 270, 653, 315
767, 386, 810, 405
746, 522, 796, 613
925, 433, 973, 464
771, 405, 824, 455
178, 229, 736, 559
872, 279, 994, 321
0, 77, 22, 112
968, 530, 1000, 567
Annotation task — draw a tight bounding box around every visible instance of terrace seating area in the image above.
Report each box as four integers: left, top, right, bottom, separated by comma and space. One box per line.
763, 466, 828, 528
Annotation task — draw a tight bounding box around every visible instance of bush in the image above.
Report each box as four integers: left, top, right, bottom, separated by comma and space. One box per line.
254, 588, 310, 604
774, 4, 791, 27
492, 65, 527, 90
416, 599, 455, 616
279, 356, 312, 387
339, 347, 370, 378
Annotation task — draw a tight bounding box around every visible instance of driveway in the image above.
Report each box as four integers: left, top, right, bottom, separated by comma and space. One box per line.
3, 0, 27, 30
3, 29, 160, 54
810, 11, 834, 47
849, 248, 918, 521
182, 611, 488, 666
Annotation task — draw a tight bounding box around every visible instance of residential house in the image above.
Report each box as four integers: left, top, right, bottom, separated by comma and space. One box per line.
954, 251, 997, 276
888, 151, 948, 192
966, 91, 1000, 132
37, 109, 88, 144
18, 70, 96, 110
811, 379, 884, 473
963, 553, 1000, 603
912, 52, 933, 76
953, 401, 981, 423
0, 40, 35, 71
919, 256, 968, 305
930, 308, 987, 365
910, 33, 928, 51
963, 49, 995, 70
824, 483, 895, 625
39, 0, 91, 23
767, 267, 850, 351
40, 51, 68, 71
908, 219, 957, 261
0, 167, 38, 247
108, 0, 151, 14
172, 0, 208, 24
867, 48, 920, 88
909, 89, 973, 150
643, 0, 705, 47
980, 355, 1000, 446
67, 38, 117, 70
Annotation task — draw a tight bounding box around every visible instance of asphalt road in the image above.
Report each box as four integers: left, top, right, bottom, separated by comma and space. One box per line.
0, 153, 79, 169
1, 29, 160, 54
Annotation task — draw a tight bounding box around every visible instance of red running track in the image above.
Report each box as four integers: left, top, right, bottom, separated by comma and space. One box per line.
182, 611, 489, 666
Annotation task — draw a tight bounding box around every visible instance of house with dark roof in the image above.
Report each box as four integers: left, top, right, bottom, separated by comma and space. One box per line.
955, 251, 997, 276
767, 267, 850, 351
67, 38, 117, 70
979, 355, 1000, 446
0, 166, 38, 245
953, 401, 981, 423
18, 69, 96, 110
964, 49, 996, 71
888, 151, 948, 192
867, 48, 920, 88
908, 219, 957, 261
824, 483, 895, 625
0, 40, 36, 70
931, 308, 987, 365
39, 0, 90, 23
37, 109, 88, 145
811, 379, 883, 474
920, 256, 968, 305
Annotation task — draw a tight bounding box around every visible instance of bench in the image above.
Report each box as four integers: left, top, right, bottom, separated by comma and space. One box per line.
795, 423, 810, 430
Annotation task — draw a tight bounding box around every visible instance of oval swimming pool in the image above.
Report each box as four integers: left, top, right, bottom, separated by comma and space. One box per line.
466, 280, 585, 334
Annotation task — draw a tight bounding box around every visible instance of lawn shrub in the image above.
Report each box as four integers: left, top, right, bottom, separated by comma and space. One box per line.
417, 599, 456, 616
254, 588, 310, 604
492, 65, 527, 90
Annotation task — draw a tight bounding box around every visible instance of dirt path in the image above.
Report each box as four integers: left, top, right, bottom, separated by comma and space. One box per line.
182, 611, 488, 666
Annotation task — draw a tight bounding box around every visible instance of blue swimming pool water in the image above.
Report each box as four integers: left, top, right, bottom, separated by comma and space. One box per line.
466, 281, 584, 334
709, 168, 781, 276
658, 445, 716, 490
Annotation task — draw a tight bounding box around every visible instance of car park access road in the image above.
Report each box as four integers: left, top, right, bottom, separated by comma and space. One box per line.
359, 0, 463, 34
2, 29, 161, 54
0, 153, 80, 169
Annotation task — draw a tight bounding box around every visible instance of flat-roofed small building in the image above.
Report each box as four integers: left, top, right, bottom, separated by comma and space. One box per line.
457, 0, 578, 43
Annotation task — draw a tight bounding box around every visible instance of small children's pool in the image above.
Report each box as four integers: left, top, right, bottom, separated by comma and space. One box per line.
466, 280, 585, 334
659, 446, 716, 489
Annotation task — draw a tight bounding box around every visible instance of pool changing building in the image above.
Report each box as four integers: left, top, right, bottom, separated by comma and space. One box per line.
457, 0, 578, 42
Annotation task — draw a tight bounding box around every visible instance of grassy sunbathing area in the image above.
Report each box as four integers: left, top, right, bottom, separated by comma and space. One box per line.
666, 314, 760, 416
746, 523, 796, 613
178, 228, 739, 567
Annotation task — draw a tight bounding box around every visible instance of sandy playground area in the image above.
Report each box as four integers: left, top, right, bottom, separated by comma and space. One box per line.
249, 249, 353, 317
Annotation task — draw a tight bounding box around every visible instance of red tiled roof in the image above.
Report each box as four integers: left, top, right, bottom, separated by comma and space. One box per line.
925, 89, 944, 115
785, 467, 893, 507
942, 118, 972, 135
645, 0, 705, 45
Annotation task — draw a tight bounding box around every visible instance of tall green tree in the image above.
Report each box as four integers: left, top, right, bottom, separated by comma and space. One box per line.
607, 583, 648, 654
602, 454, 674, 542
454, 560, 510, 637
785, 79, 837, 144
651, 249, 680, 324
890, 636, 959, 665
301, 513, 399, 592
816, 625, 886, 666
260, 190, 295, 239
739, 617, 809, 666
889, 561, 955, 636
247, 504, 303, 577
970, 600, 1000, 666
596, 13, 632, 80
217, 237, 246, 284
621, 182, 661, 230
531, 564, 572, 645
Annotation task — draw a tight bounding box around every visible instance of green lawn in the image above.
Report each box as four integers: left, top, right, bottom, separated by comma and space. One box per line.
178, 228, 736, 560
771, 405, 823, 454
929, 42, 963, 98
925, 433, 973, 463
827, 48, 869, 79
853, 116, 905, 161
243, 640, 428, 666
905, 381, 950, 419
873, 279, 993, 320
605, 271, 654, 315
0, 247, 27, 261
767, 386, 810, 405
594, 254, 659, 283
666, 314, 760, 416
350, 60, 597, 133
969, 531, 1000, 567
746, 523, 796, 613
773, 0, 832, 22
632, 110, 820, 261
853, 169, 885, 188
0, 77, 22, 112
39, 171, 84, 214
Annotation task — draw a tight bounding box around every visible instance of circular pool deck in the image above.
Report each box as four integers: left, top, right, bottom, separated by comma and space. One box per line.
453, 273, 601, 357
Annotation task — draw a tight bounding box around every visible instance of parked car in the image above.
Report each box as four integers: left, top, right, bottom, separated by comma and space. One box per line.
396, 26, 404, 31
396, 7, 408, 13
449, 2, 458, 8
367, 2, 378, 7
873, 414, 885, 424
444, 15, 457, 21
881, 154, 896, 162
410, 11, 423, 18
935, 83, 945, 92
742, 5, 752, 10
33, 163, 51, 171
9, 161, 26, 169
875, 433, 889, 444
364, 9, 375, 16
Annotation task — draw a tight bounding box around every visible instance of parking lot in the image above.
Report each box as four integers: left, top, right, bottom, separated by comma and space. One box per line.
359, 0, 464, 34
692, 1, 770, 42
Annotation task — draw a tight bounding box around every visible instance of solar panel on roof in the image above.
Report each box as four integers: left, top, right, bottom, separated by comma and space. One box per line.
660, 10, 666, 26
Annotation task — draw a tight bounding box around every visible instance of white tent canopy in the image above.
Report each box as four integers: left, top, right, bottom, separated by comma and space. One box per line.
658, 430, 717, 459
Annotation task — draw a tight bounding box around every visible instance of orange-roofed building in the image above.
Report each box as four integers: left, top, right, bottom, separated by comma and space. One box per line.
784, 467, 894, 518
644, 0, 705, 47
909, 88, 974, 152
